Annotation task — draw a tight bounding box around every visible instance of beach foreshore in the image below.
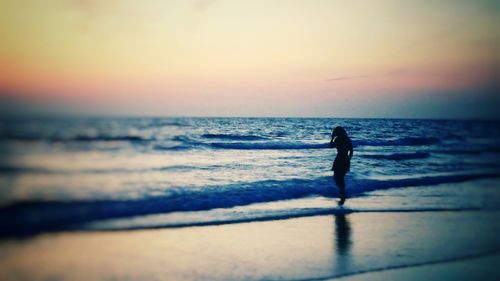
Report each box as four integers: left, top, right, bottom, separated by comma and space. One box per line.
333, 254, 500, 281
0, 211, 499, 281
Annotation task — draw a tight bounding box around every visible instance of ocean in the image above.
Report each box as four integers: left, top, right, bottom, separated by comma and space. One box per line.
1, 117, 500, 236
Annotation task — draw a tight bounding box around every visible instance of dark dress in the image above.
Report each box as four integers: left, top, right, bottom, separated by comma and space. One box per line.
330, 137, 353, 175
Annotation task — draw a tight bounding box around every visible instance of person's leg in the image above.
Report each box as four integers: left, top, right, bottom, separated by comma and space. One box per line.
334, 172, 346, 205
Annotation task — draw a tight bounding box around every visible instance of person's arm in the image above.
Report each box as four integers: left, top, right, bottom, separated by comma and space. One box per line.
329, 135, 336, 148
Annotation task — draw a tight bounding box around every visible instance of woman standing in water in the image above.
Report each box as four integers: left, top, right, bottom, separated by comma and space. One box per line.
330, 126, 353, 205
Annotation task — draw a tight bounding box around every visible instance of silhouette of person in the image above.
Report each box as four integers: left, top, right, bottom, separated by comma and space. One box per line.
329, 126, 353, 205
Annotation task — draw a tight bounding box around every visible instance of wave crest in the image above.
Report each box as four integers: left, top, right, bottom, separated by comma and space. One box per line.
1, 172, 498, 237
3, 135, 149, 142
201, 133, 267, 141
362, 152, 430, 160
354, 137, 440, 147
210, 142, 328, 150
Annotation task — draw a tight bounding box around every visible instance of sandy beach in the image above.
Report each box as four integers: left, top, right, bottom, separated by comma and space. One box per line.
1, 210, 499, 281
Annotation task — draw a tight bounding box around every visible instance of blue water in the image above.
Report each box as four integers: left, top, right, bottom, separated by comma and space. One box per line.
1, 117, 499, 235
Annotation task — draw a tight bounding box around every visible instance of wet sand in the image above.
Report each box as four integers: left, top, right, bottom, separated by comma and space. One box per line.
0, 211, 499, 281
334, 254, 500, 281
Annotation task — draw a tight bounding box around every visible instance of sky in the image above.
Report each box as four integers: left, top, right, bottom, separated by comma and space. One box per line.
0, 0, 499, 118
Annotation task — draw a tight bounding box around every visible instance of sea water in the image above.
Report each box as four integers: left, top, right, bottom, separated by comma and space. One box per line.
1, 117, 499, 235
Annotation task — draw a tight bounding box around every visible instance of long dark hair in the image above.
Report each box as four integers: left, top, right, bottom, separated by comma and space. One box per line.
332, 126, 348, 139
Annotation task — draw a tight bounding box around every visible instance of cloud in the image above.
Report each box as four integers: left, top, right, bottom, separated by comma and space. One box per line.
326, 69, 407, 82
326, 75, 370, 82
62, 0, 121, 32
64, 0, 112, 15
193, 0, 215, 13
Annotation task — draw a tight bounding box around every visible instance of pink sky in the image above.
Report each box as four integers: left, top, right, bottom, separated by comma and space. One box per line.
1, 0, 499, 118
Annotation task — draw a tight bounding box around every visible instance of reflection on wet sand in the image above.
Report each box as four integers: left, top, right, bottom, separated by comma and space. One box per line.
334, 214, 352, 272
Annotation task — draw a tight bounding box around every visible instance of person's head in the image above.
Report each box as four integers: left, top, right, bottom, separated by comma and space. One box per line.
332, 126, 348, 139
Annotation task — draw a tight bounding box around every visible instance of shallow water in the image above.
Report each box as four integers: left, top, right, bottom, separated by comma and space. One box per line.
1, 211, 499, 281
1, 117, 499, 235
